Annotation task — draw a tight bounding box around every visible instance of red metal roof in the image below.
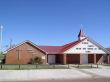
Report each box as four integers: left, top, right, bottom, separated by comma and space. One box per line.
38, 38, 86, 54
38, 46, 62, 54
61, 40, 81, 52
6, 39, 86, 54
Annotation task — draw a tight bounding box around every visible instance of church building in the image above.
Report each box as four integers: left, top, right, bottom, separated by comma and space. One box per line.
5, 29, 110, 64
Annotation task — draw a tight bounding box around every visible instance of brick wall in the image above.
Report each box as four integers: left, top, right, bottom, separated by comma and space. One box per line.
5, 42, 47, 64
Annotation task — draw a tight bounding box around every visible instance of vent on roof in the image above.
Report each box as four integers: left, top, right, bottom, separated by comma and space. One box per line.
27, 48, 34, 53
32, 53, 37, 55
27, 48, 33, 51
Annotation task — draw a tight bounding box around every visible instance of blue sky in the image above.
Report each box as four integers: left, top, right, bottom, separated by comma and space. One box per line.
0, 0, 110, 49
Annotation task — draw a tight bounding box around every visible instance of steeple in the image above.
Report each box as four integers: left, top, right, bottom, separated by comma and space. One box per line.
78, 25, 86, 40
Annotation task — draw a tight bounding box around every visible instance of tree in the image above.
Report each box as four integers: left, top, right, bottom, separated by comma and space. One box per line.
0, 52, 5, 64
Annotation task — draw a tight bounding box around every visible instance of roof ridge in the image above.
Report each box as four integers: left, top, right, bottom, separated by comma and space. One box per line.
38, 45, 61, 47
62, 40, 78, 47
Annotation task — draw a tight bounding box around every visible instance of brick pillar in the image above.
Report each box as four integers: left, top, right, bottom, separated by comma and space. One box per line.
63, 54, 67, 64
94, 54, 96, 64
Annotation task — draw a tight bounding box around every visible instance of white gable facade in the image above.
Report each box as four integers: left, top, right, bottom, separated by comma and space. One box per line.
63, 28, 109, 64
64, 39, 106, 54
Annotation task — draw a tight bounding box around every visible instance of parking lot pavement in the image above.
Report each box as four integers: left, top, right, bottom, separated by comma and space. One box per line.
0, 68, 110, 81
0, 69, 91, 81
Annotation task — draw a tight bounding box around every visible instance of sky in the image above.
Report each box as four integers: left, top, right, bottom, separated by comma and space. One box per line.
0, 0, 110, 50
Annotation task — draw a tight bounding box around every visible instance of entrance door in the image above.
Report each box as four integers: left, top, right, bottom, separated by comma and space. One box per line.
80, 54, 88, 64
48, 55, 56, 64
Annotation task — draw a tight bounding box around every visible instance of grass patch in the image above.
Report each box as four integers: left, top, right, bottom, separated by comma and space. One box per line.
1, 64, 19, 70
0, 64, 69, 70
70, 64, 99, 69
104, 64, 110, 66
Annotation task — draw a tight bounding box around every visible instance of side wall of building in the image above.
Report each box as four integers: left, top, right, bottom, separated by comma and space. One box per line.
5, 42, 47, 64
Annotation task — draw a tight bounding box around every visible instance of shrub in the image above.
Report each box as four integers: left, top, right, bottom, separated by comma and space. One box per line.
29, 57, 43, 64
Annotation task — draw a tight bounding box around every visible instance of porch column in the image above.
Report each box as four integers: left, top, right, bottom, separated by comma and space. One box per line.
80, 54, 81, 64
101, 55, 104, 64
94, 54, 96, 64
63, 54, 67, 64
46, 54, 48, 64
108, 55, 110, 64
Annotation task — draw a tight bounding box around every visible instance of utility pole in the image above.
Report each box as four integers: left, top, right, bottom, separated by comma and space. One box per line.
9, 38, 13, 48
0, 25, 3, 53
